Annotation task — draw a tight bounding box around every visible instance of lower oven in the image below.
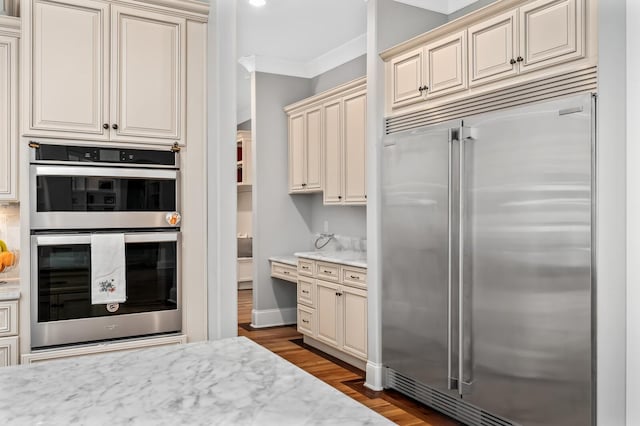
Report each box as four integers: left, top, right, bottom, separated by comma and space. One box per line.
31, 231, 181, 348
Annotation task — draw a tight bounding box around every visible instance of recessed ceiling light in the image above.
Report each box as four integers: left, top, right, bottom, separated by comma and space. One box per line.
249, 0, 266, 7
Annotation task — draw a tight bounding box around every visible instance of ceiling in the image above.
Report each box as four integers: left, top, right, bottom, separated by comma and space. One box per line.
236, 0, 480, 123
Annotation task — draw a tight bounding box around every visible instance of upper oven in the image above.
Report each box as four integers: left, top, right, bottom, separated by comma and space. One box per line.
30, 143, 180, 230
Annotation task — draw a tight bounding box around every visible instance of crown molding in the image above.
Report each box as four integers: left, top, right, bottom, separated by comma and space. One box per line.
238, 33, 367, 79
393, 0, 480, 14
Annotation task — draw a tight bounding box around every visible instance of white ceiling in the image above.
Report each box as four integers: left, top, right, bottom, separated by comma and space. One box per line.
236, 0, 480, 123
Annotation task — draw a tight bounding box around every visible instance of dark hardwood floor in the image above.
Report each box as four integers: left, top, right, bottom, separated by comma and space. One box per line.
237, 289, 461, 426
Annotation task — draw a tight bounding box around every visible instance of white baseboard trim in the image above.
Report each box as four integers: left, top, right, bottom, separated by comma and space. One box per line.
251, 307, 297, 328
238, 281, 253, 290
365, 361, 384, 391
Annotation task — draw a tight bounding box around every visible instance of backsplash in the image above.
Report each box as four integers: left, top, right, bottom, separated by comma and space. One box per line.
0, 204, 20, 279
310, 233, 366, 253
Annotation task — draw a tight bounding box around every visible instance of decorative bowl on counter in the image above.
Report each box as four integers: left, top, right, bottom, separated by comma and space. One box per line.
0, 239, 18, 273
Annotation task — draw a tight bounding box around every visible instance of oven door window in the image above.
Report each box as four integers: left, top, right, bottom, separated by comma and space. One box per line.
37, 241, 178, 322
36, 176, 176, 212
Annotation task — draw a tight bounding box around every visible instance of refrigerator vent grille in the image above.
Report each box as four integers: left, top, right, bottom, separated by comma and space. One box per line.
385, 67, 597, 134
386, 368, 515, 426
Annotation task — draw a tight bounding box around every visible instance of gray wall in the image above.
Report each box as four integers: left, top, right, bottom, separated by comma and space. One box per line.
309, 194, 367, 238
237, 119, 251, 131
377, 0, 447, 52
448, 0, 497, 21
252, 72, 314, 325
311, 55, 367, 94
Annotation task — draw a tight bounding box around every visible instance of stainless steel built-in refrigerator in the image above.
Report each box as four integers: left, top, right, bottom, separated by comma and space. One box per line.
381, 93, 594, 426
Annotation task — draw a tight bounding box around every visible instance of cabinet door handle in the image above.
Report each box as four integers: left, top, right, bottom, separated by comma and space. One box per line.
338, 195, 342, 200
112, 124, 119, 130
301, 183, 307, 187
103, 123, 109, 129
510, 58, 517, 65
517, 56, 524, 62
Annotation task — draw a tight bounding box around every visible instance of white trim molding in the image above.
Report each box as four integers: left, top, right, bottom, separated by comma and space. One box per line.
393, 0, 479, 14
365, 361, 384, 391
251, 307, 297, 328
238, 33, 366, 79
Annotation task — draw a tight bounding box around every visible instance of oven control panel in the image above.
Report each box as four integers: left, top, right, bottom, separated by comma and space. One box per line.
33, 144, 177, 167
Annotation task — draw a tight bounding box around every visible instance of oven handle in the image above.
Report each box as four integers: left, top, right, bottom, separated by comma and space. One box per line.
32, 165, 177, 180
34, 232, 180, 246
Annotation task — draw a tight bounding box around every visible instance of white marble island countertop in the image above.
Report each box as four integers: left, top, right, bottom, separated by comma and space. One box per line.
294, 251, 367, 268
0, 336, 391, 425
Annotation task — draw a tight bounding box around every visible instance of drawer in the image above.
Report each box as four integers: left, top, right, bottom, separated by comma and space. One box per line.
271, 261, 297, 283
342, 266, 367, 289
297, 259, 315, 276
0, 301, 18, 337
0, 336, 18, 367
297, 276, 315, 307
297, 305, 315, 336
316, 261, 340, 282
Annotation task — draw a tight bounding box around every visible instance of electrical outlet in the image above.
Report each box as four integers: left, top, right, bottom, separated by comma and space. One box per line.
323, 220, 329, 233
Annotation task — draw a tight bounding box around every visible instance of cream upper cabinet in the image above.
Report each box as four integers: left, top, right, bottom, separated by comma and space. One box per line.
425, 30, 467, 98
29, 0, 110, 138
519, 0, 585, 72
389, 47, 426, 109
288, 107, 322, 193
0, 30, 18, 202
468, 10, 518, 87
110, 6, 186, 143
323, 99, 342, 204
305, 107, 323, 191
315, 280, 340, 348
25, 0, 188, 145
289, 113, 305, 191
341, 285, 367, 360
342, 91, 367, 204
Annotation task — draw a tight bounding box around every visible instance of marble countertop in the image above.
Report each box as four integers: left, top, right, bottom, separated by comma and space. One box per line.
0, 279, 19, 301
268, 255, 298, 267
294, 251, 367, 268
0, 336, 391, 425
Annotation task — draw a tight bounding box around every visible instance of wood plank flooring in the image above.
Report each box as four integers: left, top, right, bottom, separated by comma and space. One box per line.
237, 289, 462, 426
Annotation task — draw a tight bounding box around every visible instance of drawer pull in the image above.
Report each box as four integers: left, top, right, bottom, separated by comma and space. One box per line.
302, 319, 309, 324
323, 270, 333, 274
350, 275, 359, 279
302, 290, 309, 294
283, 271, 290, 275
302, 266, 310, 270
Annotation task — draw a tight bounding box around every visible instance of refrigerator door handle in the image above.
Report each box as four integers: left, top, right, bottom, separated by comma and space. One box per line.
459, 129, 475, 395
447, 129, 458, 391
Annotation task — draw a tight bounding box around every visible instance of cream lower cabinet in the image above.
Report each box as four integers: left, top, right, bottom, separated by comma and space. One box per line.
296, 259, 367, 363
0, 300, 19, 367
24, 0, 187, 145
0, 18, 19, 202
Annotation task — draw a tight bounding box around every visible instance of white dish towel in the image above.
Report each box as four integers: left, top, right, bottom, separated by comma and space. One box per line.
91, 233, 127, 305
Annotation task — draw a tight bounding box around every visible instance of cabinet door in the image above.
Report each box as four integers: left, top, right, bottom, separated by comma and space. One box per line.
0, 35, 17, 201
315, 280, 340, 348
323, 100, 342, 204
519, 0, 585, 72
343, 91, 367, 204
469, 10, 518, 87
342, 286, 367, 360
389, 47, 425, 109
425, 30, 468, 98
289, 113, 305, 192
305, 106, 323, 191
0, 336, 18, 367
30, 0, 109, 138
111, 6, 186, 144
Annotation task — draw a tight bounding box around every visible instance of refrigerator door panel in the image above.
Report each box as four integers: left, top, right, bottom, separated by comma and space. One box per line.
381, 120, 460, 394
461, 94, 593, 426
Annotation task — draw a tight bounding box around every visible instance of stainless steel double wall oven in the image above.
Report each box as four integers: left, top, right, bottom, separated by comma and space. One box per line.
30, 143, 182, 348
